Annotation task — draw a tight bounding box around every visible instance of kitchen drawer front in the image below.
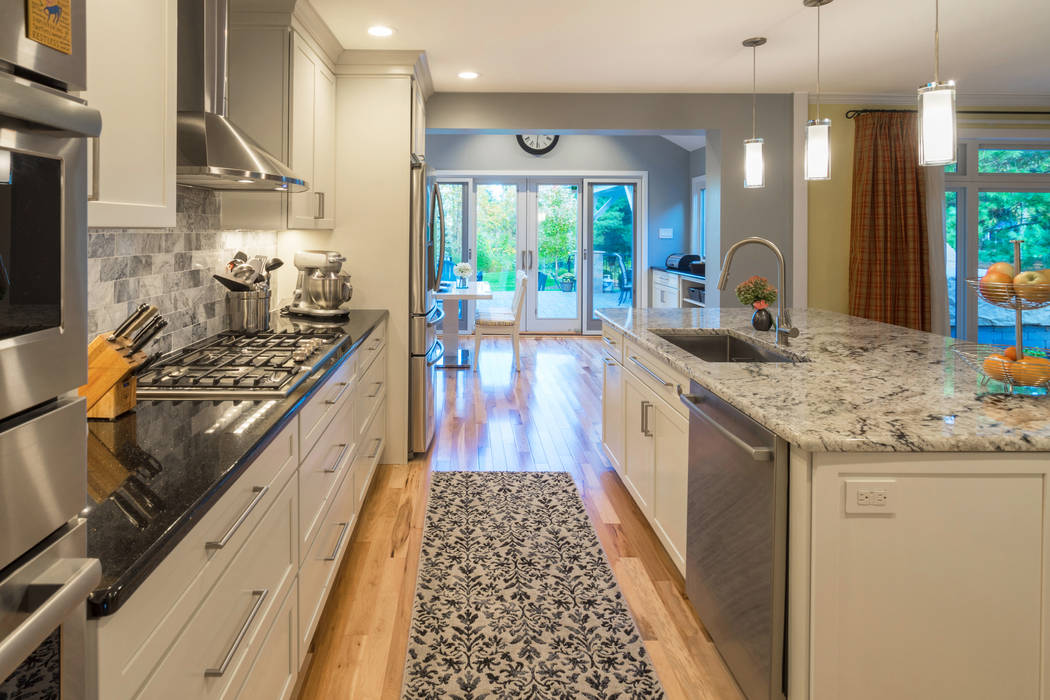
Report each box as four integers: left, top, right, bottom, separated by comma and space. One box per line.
600, 324, 624, 363
652, 283, 679, 309
235, 580, 298, 700
92, 420, 298, 700
301, 352, 357, 460
353, 345, 387, 441
624, 340, 689, 419
298, 458, 357, 663
135, 475, 298, 700
299, 395, 356, 559
358, 320, 387, 376
652, 269, 678, 288
354, 399, 387, 512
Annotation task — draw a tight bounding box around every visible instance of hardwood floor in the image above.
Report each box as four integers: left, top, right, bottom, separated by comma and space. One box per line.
296, 336, 744, 700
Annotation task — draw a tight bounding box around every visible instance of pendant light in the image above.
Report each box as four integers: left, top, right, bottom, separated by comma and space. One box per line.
743, 37, 767, 189
918, 0, 956, 166
803, 0, 832, 181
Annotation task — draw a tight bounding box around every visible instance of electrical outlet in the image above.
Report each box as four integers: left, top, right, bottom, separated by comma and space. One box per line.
844, 480, 898, 515
658, 228, 673, 239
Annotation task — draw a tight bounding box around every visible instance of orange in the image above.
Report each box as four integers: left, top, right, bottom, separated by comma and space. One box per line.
982, 353, 1012, 382
1004, 345, 1018, 361
1010, 356, 1050, 387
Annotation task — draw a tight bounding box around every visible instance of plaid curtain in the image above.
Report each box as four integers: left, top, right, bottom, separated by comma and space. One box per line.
848, 112, 931, 331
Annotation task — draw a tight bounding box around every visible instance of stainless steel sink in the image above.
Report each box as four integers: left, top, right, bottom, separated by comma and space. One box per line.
653, 332, 804, 363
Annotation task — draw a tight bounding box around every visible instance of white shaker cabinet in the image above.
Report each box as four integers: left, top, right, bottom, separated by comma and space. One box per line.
83, 0, 177, 228
288, 34, 335, 230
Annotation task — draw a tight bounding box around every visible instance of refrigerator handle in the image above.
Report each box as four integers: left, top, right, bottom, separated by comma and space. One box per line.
428, 183, 447, 292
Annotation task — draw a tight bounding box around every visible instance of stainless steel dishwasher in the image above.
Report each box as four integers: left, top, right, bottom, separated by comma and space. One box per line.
679, 381, 788, 700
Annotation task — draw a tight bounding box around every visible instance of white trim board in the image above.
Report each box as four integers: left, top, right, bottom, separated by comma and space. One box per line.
792, 92, 808, 310
815, 93, 1050, 108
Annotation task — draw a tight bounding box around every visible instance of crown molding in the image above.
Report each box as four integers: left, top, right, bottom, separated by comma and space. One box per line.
814, 92, 1050, 108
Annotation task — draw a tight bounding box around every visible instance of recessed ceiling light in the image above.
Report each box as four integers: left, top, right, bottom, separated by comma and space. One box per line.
237, 179, 253, 183
368, 25, 394, 37
458, 71, 479, 80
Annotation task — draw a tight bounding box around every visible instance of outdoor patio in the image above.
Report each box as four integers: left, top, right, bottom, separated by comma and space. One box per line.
476, 288, 629, 319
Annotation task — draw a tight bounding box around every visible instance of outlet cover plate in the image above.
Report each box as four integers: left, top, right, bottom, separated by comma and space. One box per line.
844, 479, 898, 515
659, 228, 673, 239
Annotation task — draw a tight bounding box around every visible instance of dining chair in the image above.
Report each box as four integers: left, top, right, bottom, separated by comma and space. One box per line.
474, 272, 528, 371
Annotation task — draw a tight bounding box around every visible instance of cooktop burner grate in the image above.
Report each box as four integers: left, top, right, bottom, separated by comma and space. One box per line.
137, 328, 347, 400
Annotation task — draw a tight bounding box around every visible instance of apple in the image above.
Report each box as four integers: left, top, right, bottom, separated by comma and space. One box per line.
1012, 270, 1050, 303
987, 262, 1015, 277
979, 271, 1014, 302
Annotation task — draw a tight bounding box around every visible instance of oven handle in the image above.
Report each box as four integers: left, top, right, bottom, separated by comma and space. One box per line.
0, 558, 101, 682
0, 79, 101, 137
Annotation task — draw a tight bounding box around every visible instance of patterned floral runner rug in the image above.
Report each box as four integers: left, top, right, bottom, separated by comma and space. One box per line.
402, 471, 666, 699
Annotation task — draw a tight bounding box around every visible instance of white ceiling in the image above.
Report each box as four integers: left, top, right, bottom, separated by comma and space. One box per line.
312, 0, 1050, 97
661, 134, 706, 151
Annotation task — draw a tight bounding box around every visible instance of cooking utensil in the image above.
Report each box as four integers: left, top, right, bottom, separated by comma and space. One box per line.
130, 316, 168, 354
264, 258, 283, 274
214, 273, 253, 292
108, 303, 152, 341
226, 289, 271, 333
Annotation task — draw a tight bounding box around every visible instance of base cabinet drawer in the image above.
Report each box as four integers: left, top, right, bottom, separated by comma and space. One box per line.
354, 347, 386, 440
300, 353, 357, 458
235, 580, 298, 700
354, 399, 386, 512
298, 464, 357, 665
136, 475, 298, 699
299, 396, 355, 558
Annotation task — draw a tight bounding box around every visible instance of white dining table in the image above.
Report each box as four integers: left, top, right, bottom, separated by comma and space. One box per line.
433, 280, 493, 369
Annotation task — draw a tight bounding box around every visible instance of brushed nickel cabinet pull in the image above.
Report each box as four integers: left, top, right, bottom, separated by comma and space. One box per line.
324, 442, 352, 474
204, 589, 268, 677
641, 400, 653, 437
629, 355, 673, 388
325, 380, 350, 405
205, 486, 268, 550
324, 522, 351, 561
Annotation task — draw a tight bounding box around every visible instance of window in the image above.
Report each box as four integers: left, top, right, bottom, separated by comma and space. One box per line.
946, 140, 1050, 348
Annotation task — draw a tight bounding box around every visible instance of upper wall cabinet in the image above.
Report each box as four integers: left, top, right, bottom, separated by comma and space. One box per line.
84, 0, 177, 228
289, 34, 336, 230
411, 79, 426, 159
224, 6, 337, 231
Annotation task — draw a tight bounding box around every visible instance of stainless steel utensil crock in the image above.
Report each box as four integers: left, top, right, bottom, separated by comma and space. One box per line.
226, 289, 271, 333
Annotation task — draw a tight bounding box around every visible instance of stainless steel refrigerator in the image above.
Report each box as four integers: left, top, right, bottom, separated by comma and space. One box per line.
408, 155, 445, 455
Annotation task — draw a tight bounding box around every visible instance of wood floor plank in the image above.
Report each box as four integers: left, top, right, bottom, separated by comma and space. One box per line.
296, 336, 743, 700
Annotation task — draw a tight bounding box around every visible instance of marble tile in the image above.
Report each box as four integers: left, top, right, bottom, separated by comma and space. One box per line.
99, 257, 127, 282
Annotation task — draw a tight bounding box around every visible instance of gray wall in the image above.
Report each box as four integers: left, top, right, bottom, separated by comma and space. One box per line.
689, 147, 706, 178
425, 133, 692, 265
427, 92, 795, 307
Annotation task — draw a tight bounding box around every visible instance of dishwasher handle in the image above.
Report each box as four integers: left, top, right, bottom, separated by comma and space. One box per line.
679, 393, 773, 462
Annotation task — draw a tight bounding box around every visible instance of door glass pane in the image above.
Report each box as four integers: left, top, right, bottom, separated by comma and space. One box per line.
976, 191, 1050, 348
438, 183, 464, 278
475, 183, 518, 315
0, 149, 62, 341
945, 191, 958, 337
590, 184, 635, 320
978, 149, 1050, 174
535, 184, 579, 320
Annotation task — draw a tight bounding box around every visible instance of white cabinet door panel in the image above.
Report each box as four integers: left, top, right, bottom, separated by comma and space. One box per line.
623, 373, 654, 516
288, 35, 317, 230
602, 357, 625, 476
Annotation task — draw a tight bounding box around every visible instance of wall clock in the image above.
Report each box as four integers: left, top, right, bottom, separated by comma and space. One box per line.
516, 134, 559, 155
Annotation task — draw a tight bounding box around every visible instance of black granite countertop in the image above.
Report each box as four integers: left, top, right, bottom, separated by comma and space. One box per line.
84, 309, 388, 617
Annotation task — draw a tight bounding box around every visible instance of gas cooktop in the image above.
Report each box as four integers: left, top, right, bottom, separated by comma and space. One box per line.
136, 327, 347, 400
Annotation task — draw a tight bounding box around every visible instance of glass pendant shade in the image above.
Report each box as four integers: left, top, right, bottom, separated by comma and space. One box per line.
744, 138, 765, 189
804, 118, 831, 180
918, 81, 957, 166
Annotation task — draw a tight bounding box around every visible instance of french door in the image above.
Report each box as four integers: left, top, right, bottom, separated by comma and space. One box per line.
436, 174, 640, 333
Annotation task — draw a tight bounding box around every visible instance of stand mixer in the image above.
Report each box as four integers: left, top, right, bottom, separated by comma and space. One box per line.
288, 250, 353, 318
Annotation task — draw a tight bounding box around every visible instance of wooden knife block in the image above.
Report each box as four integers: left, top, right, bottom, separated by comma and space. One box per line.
79, 334, 147, 420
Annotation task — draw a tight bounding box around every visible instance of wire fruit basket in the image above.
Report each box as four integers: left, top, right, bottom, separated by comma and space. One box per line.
954, 239, 1050, 396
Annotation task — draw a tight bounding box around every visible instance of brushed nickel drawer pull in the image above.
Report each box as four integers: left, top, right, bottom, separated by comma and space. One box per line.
324, 443, 352, 474
629, 355, 673, 387
602, 336, 616, 347
366, 437, 382, 459
204, 588, 268, 677
325, 380, 350, 405
206, 486, 269, 550
641, 400, 653, 437
324, 521, 351, 561
367, 381, 384, 398
603, 358, 616, 366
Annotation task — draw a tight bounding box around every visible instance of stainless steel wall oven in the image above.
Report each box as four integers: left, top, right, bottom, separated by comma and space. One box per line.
0, 2, 102, 698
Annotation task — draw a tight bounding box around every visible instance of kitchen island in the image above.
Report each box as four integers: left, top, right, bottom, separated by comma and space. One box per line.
597, 306, 1050, 700
85, 309, 388, 700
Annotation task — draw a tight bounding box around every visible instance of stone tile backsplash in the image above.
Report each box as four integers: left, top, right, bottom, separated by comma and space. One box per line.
87, 187, 277, 355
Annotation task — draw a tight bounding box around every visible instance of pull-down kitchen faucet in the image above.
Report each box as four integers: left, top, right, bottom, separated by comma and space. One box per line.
717, 237, 799, 345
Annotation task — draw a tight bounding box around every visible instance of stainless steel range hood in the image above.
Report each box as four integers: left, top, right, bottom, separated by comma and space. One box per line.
176, 0, 308, 192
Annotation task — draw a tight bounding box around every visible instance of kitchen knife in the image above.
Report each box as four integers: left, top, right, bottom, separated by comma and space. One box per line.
120, 305, 158, 342
108, 303, 152, 341
129, 316, 168, 354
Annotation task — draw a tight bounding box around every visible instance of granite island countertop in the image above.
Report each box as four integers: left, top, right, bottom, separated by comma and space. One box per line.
84, 309, 388, 616
597, 307, 1050, 453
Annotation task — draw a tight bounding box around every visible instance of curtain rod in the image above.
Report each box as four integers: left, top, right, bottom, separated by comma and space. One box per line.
845, 108, 1050, 119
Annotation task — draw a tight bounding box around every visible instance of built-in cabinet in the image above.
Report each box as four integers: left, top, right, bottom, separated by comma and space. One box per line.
89, 322, 387, 699
83, 0, 177, 228
224, 5, 338, 231
650, 269, 706, 310
600, 323, 688, 573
